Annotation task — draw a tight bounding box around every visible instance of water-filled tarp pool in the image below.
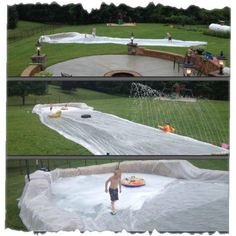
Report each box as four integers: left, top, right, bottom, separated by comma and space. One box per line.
18, 160, 229, 232
32, 103, 228, 155
39, 32, 207, 47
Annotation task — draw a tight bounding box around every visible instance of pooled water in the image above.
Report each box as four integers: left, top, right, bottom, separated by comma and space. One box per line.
49, 172, 228, 232
50, 173, 175, 215
18, 161, 229, 232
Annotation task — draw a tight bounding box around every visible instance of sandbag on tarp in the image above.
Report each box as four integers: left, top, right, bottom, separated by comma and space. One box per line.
32, 103, 228, 155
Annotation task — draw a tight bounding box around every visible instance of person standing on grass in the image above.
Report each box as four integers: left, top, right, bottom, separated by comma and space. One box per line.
105, 168, 122, 215
167, 32, 172, 42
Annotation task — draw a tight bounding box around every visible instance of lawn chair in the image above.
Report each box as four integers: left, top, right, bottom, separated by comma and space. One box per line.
61, 72, 72, 77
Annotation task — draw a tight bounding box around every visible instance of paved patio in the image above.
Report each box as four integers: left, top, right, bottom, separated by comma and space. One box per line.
47, 55, 183, 76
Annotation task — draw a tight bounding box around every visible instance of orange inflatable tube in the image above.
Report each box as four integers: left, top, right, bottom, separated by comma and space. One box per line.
158, 124, 175, 133
121, 177, 145, 187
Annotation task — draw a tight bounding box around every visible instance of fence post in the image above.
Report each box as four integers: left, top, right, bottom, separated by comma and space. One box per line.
19, 160, 23, 174
35, 160, 39, 170
40, 160, 43, 168
25, 160, 30, 181
47, 160, 50, 170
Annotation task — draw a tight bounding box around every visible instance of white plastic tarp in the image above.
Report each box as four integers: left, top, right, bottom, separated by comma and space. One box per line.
18, 160, 229, 232
39, 32, 207, 47
209, 24, 230, 33
32, 103, 228, 155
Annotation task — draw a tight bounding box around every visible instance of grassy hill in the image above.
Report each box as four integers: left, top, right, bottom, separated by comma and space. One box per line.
7, 84, 229, 155
7, 21, 230, 76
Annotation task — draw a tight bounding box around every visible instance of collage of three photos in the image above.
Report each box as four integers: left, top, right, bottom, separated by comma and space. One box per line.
7, 0, 230, 234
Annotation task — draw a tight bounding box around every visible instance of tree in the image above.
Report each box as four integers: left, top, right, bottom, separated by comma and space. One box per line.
144, 2, 156, 22
49, 2, 61, 23
99, 2, 111, 23
8, 82, 48, 105
186, 5, 201, 18
8, 5, 18, 29
90, 8, 102, 23
14, 3, 230, 25
67, 3, 87, 24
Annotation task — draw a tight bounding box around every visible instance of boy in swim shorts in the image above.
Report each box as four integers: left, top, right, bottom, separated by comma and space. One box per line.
105, 168, 122, 215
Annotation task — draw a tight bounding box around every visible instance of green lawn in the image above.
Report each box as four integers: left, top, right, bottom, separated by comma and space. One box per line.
6, 158, 228, 231
8, 21, 50, 36
8, 21, 50, 33
7, 84, 229, 155
7, 22, 230, 76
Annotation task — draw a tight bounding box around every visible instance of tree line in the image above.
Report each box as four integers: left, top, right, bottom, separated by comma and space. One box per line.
7, 81, 229, 105
8, 2, 230, 29
75, 81, 229, 100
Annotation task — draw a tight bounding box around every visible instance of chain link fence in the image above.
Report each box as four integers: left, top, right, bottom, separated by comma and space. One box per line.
7, 94, 83, 106
7, 159, 122, 177
8, 23, 63, 43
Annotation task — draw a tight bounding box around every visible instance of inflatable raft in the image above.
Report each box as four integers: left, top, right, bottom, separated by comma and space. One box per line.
158, 124, 175, 133
121, 176, 145, 187
48, 110, 62, 118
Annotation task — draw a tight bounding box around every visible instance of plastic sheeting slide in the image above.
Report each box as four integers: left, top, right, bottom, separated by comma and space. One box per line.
18, 160, 229, 232
39, 32, 207, 47
32, 103, 228, 155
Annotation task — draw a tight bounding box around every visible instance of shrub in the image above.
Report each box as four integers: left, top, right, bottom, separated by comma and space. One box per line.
203, 30, 230, 38
8, 5, 18, 29
34, 70, 53, 77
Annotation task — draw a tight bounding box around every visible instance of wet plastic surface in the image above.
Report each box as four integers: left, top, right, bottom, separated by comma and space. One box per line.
39, 32, 207, 47
18, 160, 229, 232
33, 103, 228, 155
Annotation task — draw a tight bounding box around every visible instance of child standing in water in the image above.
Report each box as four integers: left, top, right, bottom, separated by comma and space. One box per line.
105, 168, 122, 215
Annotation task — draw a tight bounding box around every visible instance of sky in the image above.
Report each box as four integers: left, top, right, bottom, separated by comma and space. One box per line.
7, 0, 231, 12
